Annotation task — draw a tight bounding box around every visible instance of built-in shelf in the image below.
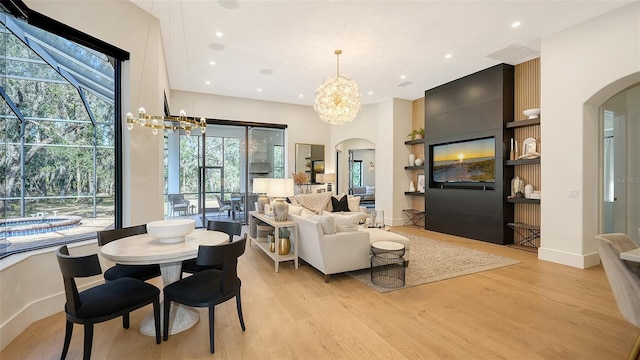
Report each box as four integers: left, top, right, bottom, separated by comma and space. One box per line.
505, 158, 540, 166
404, 191, 425, 196
404, 138, 425, 145
506, 198, 540, 204
506, 118, 540, 128
404, 165, 424, 170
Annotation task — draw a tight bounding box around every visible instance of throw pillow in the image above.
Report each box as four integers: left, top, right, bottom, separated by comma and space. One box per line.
288, 205, 303, 216
365, 185, 375, 194
333, 213, 361, 232
331, 195, 350, 212
300, 208, 316, 218
309, 215, 336, 234
347, 195, 361, 212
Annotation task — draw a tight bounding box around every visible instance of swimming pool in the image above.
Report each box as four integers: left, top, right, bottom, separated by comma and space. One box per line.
0, 216, 82, 238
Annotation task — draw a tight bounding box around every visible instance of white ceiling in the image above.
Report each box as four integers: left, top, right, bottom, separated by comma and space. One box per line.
130, 0, 632, 106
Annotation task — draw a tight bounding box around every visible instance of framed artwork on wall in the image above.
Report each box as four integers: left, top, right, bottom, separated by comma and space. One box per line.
417, 174, 425, 192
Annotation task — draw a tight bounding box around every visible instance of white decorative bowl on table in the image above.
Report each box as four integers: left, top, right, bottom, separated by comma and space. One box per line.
523, 108, 540, 119
147, 219, 195, 243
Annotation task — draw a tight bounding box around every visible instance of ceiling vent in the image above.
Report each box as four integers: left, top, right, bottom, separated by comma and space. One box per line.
486, 44, 539, 65
397, 81, 414, 87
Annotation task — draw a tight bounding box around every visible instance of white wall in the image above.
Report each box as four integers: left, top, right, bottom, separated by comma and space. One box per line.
539, 2, 640, 268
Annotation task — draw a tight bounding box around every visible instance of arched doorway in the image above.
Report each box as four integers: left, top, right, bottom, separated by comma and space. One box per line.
334, 138, 375, 197
599, 83, 640, 242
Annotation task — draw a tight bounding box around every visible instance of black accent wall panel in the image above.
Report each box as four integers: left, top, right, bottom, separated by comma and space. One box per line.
424, 63, 514, 245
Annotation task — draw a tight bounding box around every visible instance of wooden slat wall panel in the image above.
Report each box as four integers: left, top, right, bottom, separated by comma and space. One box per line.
412, 98, 425, 212
513, 58, 541, 247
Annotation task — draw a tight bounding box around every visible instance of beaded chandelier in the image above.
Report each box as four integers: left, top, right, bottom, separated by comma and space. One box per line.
314, 50, 362, 125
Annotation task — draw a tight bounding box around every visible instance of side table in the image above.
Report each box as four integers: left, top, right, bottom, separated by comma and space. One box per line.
403, 209, 425, 227
370, 241, 406, 288
247, 211, 299, 272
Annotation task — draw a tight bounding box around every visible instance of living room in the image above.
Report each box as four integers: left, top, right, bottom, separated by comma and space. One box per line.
1, 0, 639, 358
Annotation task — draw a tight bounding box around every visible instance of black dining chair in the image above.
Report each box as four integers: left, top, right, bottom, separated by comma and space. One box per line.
163, 235, 247, 354
56, 245, 161, 360
97, 225, 161, 282
181, 220, 242, 275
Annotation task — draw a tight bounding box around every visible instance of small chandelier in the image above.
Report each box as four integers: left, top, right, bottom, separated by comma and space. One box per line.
126, 108, 206, 136
314, 50, 362, 125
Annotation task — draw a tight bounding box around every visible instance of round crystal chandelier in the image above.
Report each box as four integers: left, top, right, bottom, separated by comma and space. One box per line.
126, 109, 206, 136
314, 50, 362, 125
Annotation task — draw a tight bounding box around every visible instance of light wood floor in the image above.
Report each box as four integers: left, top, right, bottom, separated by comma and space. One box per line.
2, 227, 637, 360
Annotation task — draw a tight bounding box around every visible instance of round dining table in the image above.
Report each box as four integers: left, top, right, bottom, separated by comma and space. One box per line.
99, 228, 229, 336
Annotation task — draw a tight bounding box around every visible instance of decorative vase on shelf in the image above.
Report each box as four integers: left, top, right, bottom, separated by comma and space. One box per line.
511, 176, 524, 197
415, 157, 423, 166
524, 184, 533, 199
268, 234, 275, 252
278, 237, 291, 255
409, 154, 416, 166
409, 181, 416, 192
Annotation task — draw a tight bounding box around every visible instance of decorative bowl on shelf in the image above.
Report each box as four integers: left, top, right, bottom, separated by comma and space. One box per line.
147, 219, 195, 243
523, 108, 540, 119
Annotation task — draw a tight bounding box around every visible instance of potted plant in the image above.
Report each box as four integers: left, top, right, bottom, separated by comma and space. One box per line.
407, 128, 425, 140
278, 227, 291, 255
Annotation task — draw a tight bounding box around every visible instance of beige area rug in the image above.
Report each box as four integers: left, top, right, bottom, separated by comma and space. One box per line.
347, 232, 520, 293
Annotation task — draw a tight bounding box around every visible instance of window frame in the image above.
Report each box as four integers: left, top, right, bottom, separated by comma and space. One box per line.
0, 3, 128, 258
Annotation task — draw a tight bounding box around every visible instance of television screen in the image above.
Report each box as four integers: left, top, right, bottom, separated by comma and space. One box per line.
432, 137, 495, 183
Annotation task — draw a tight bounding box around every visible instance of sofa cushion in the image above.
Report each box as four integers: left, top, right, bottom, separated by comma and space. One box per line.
310, 215, 336, 234
365, 185, 375, 194
332, 213, 361, 232
331, 195, 350, 212
347, 196, 361, 212
288, 205, 303, 216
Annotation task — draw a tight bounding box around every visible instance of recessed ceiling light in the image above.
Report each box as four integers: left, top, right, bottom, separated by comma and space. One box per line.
209, 61, 216, 66
215, 31, 223, 38
445, 54, 452, 59
260, 69, 274, 75
512, 21, 521, 28
257, 88, 262, 92
298, 94, 304, 98
400, 75, 406, 79
368, 91, 374, 95
205, 81, 211, 85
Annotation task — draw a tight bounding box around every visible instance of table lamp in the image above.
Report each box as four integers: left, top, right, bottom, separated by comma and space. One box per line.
253, 177, 270, 214
267, 178, 294, 221
316, 174, 324, 191
323, 173, 336, 193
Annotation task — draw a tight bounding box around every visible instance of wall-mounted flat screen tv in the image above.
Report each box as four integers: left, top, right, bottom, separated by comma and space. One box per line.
431, 137, 495, 186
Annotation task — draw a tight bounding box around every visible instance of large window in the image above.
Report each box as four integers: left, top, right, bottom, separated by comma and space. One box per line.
0, 10, 124, 258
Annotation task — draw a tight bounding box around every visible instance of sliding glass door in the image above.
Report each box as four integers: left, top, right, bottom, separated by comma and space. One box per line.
165, 122, 285, 226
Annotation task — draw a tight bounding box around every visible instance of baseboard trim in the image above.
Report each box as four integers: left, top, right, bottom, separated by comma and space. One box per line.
538, 247, 601, 269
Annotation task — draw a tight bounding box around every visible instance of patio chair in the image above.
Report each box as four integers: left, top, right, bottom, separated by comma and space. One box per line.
168, 194, 190, 217
215, 194, 233, 220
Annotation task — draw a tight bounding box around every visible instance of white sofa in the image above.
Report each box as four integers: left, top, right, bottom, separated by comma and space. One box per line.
290, 213, 411, 282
